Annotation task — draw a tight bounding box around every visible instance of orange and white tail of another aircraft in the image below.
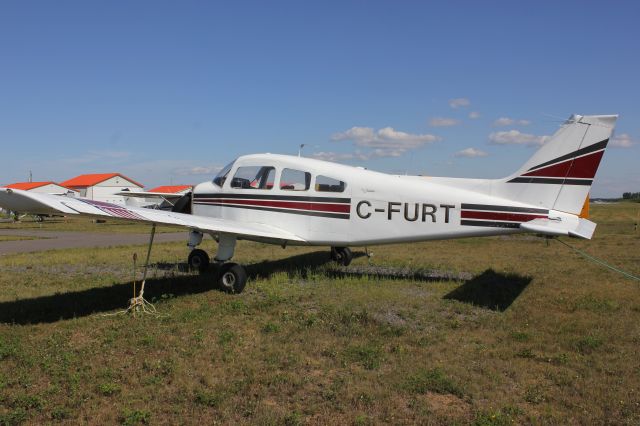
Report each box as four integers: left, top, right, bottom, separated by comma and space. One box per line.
0, 114, 618, 293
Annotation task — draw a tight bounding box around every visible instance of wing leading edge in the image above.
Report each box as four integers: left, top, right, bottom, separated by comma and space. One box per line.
0, 188, 306, 243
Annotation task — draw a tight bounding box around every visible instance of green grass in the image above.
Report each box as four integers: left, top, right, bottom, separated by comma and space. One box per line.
0, 203, 639, 424
0, 235, 41, 242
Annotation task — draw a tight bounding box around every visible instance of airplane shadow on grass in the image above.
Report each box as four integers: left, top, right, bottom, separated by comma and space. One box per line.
444, 269, 532, 312
0, 251, 530, 325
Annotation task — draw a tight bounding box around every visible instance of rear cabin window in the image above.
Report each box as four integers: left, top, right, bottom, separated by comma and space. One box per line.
230, 166, 276, 190
315, 175, 346, 193
280, 168, 311, 191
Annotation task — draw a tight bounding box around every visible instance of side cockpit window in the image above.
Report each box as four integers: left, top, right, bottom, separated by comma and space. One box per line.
213, 160, 235, 187
315, 175, 346, 193
231, 166, 275, 190
280, 168, 311, 191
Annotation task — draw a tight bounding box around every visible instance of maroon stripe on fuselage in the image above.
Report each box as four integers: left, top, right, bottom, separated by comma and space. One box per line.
202, 198, 351, 214
461, 210, 547, 222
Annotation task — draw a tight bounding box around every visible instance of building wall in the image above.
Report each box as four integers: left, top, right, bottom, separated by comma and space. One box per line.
95, 176, 142, 189
85, 176, 143, 205
29, 184, 77, 195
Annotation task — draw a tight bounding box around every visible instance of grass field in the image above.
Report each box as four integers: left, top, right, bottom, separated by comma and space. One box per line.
0, 203, 639, 425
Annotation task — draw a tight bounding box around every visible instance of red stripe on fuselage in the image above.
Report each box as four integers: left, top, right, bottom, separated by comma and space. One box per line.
461, 211, 547, 222
206, 198, 351, 214
522, 151, 604, 179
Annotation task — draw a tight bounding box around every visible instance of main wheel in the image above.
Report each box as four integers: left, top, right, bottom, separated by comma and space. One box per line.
218, 263, 247, 294
331, 247, 353, 266
188, 249, 210, 272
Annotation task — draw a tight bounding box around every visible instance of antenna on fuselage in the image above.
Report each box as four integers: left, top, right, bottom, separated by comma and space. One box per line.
298, 144, 305, 157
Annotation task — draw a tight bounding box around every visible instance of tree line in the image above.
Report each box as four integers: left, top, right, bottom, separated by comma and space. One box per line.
622, 192, 640, 200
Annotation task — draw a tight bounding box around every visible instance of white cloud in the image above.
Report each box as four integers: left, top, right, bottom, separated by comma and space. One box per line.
327, 126, 441, 161
311, 151, 368, 162
371, 148, 406, 158
610, 133, 635, 148
428, 117, 460, 127
172, 165, 222, 176
455, 147, 488, 158
331, 126, 440, 150
493, 117, 531, 127
449, 98, 470, 109
312, 147, 407, 162
489, 130, 548, 146
468, 111, 481, 119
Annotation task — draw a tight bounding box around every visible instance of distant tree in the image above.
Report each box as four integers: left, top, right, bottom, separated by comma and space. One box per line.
622, 192, 640, 200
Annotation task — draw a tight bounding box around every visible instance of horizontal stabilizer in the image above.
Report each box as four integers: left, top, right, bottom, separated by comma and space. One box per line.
520, 217, 596, 239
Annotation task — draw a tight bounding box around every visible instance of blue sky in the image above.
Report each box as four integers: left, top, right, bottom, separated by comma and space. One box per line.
1, 1, 638, 196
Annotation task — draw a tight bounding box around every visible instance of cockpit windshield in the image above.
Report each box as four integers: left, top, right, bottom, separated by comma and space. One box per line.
213, 160, 235, 187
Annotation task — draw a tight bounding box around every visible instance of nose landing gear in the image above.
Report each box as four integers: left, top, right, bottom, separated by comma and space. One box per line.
187, 231, 248, 293
218, 263, 247, 294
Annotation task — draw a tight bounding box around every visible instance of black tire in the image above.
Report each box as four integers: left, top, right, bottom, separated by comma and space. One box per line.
330, 247, 339, 261
188, 249, 210, 272
217, 263, 247, 294
332, 247, 353, 266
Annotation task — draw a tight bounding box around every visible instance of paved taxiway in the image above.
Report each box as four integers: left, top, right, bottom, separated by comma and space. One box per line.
0, 229, 188, 255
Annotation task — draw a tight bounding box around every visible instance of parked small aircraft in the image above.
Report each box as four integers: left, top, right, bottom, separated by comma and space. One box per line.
0, 114, 617, 293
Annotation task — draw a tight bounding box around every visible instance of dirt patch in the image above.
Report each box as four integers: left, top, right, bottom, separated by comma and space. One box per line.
373, 310, 407, 327
422, 391, 472, 420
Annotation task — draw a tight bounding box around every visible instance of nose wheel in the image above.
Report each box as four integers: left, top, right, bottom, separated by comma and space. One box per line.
217, 263, 247, 293
331, 246, 353, 266
187, 232, 247, 294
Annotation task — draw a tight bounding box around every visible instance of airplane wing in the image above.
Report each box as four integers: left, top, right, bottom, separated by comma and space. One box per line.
0, 188, 306, 243
115, 191, 186, 200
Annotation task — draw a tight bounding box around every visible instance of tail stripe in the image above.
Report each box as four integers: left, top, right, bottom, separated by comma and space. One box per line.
508, 177, 592, 186
522, 150, 604, 179
507, 138, 608, 186
526, 139, 608, 172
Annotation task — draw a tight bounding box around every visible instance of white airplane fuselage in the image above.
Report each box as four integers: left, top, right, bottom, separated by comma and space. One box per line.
190, 153, 569, 246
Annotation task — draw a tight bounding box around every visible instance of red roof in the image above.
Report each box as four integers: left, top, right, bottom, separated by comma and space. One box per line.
61, 173, 143, 188
4, 181, 56, 191
147, 185, 192, 193
2, 182, 77, 192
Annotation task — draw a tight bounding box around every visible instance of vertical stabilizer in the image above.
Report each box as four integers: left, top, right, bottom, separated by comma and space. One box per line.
495, 114, 617, 215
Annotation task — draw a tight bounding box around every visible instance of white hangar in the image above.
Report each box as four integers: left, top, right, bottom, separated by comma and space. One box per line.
60, 173, 144, 205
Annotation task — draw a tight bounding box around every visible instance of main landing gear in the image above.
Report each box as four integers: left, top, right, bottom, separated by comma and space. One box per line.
188, 230, 247, 293
331, 246, 353, 266
187, 249, 210, 272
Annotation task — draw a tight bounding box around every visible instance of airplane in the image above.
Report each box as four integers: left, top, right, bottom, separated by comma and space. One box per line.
115, 188, 193, 211
0, 114, 617, 295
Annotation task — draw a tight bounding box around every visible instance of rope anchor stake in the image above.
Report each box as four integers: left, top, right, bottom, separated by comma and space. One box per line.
106, 224, 158, 317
